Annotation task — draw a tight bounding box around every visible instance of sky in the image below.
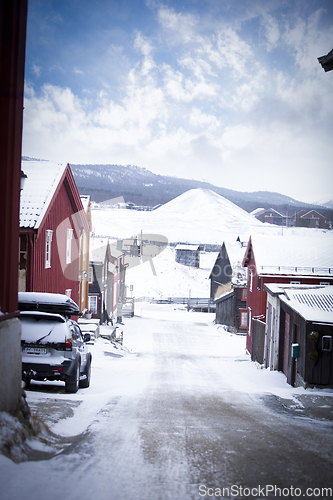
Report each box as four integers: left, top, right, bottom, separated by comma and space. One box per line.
22, 0, 333, 204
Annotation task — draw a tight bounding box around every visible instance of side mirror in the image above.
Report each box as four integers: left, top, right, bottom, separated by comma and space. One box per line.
83, 333, 91, 343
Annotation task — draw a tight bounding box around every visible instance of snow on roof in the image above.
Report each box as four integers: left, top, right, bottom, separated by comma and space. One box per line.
247, 233, 333, 276
20, 160, 67, 229
279, 286, 333, 323
80, 195, 90, 212
90, 237, 109, 264
110, 247, 124, 259
250, 208, 265, 216
175, 244, 200, 251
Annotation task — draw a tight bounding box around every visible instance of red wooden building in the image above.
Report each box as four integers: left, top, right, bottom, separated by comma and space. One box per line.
0, 0, 28, 413
19, 160, 89, 306
242, 233, 333, 354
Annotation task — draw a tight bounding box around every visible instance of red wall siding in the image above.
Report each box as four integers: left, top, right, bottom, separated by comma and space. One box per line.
0, 0, 27, 318
245, 249, 333, 353
27, 176, 81, 305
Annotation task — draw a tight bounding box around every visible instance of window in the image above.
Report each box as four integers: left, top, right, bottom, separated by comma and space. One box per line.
248, 308, 252, 336
66, 228, 73, 264
249, 270, 253, 292
88, 266, 94, 284
241, 288, 247, 300
45, 230, 53, 268
320, 282, 330, 286
239, 309, 248, 329
88, 295, 98, 314
290, 280, 301, 285
65, 289, 71, 298
257, 276, 261, 290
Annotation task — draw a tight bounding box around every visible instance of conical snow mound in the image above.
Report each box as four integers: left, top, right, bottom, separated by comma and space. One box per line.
155, 188, 261, 234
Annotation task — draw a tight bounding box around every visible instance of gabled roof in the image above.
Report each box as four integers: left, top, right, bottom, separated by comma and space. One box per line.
250, 208, 265, 217
90, 237, 109, 265
279, 286, 333, 323
20, 160, 87, 231
80, 195, 90, 212
242, 233, 333, 276
300, 210, 325, 220
20, 160, 67, 228
318, 49, 333, 72
262, 208, 284, 217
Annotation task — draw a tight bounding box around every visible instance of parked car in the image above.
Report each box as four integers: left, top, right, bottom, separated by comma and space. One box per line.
19, 292, 92, 393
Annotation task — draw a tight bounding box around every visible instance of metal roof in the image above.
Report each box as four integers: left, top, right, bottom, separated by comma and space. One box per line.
279, 286, 333, 323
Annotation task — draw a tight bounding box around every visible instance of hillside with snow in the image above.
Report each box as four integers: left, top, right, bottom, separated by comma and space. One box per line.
91, 188, 333, 299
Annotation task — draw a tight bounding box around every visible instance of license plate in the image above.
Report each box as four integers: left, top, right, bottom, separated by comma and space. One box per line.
23, 346, 47, 355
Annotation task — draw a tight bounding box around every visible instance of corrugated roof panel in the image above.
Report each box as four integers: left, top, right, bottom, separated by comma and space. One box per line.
281, 286, 333, 322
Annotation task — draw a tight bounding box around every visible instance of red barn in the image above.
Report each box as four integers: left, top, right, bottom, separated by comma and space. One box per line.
19, 160, 89, 306
242, 233, 333, 355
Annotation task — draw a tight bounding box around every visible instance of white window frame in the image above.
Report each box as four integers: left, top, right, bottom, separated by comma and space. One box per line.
248, 308, 252, 336
239, 310, 248, 329
88, 295, 98, 314
66, 228, 73, 264
249, 270, 253, 293
88, 266, 94, 284
45, 230, 53, 269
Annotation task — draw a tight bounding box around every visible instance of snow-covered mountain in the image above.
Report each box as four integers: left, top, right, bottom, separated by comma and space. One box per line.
69, 161, 328, 214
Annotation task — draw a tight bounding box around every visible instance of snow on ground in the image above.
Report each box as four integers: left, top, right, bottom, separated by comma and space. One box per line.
1, 304, 332, 467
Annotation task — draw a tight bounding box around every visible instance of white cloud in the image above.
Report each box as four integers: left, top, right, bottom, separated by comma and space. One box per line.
261, 13, 280, 51
133, 32, 156, 75
157, 5, 197, 43
32, 63, 41, 77
282, 8, 333, 74
22, 1, 333, 203
209, 28, 253, 76
189, 108, 220, 130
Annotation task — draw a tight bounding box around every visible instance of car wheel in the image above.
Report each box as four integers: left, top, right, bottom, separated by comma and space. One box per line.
79, 354, 91, 389
23, 377, 31, 388
65, 358, 80, 393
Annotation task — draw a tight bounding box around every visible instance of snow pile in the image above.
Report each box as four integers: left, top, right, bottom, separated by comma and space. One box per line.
0, 395, 64, 463
91, 187, 265, 244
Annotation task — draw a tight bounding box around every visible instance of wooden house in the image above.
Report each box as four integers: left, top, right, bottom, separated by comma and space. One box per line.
0, 0, 28, 413
242, 234, 333, 355
19, 160, 89, 307
211, 240, 248, 332
265, 285, 333, 387
88, 237, 126, 323
254, 208, 284, 226
295, 210, 326, 229
175, 244, 200, 268
78, 195, 92, 312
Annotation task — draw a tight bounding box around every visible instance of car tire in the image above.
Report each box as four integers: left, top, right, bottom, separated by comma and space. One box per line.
65, 358, 80, 393
79, 354, 92, 389
23, 377, 31, 388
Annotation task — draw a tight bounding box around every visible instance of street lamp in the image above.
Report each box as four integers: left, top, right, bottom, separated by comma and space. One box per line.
20, 170, 27, 190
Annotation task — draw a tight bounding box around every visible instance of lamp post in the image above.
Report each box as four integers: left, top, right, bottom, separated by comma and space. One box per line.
20, 170, 27, 190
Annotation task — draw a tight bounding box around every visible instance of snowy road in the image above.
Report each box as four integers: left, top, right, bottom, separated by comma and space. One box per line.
1, 304, 333, 500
